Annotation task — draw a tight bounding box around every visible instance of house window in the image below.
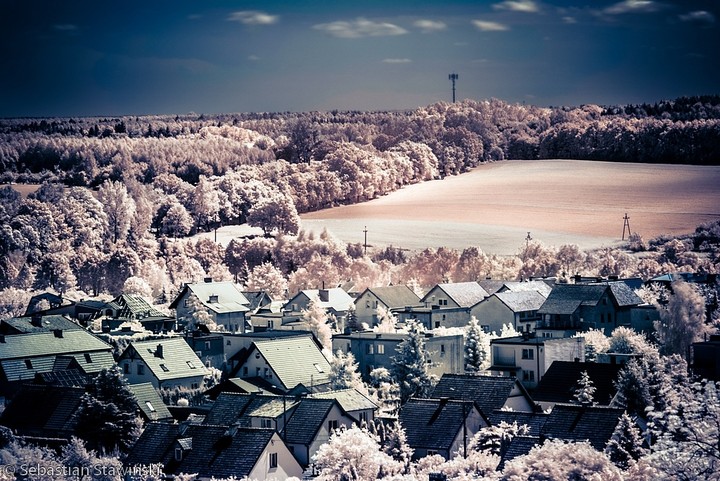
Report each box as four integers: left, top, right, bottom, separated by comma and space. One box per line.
184, 299, 189, 308
227, 340, 231, 346
522, 349, 534, 360
435, 321, 441, 328
264, 367, 270, 378
269, 452, 278, 469
84, 353, 92, 363
123, 363, 130, 374
209, 295, 219, 303
243, 367, 248, 376
427, 449, 438, 456
205, 341, 211, 350
359, 412, 367, 423
160, 364, 169, 372
328, 420, 339, 432
440, 344, 446, 357
481, 325, 490, 333
366, 300, 370, 308
25, 359, 33, 369
314, 363, 325, 373
267, 320, 274, 329
439, 299, 448, 306
261, 418, 273, 428
137, 364, 145, 375
523, 370, 535, 382
186, 361, 196, 369
367, 344, 374, 355
175, 447, 183, 461
256, 367, 261, 376
145, 401, 156, 413
377, 344, 384, 354
191, 382, 199, 389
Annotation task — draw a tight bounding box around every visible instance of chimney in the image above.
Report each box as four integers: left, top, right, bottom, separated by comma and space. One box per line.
53, 329, 63, 338
31, 313, 43, 327
204, 277, 213, 283
155, 344, 164, 358
319, 289, 329, 302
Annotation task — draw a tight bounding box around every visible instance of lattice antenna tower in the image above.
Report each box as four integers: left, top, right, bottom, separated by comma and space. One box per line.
449, 73, 459, 103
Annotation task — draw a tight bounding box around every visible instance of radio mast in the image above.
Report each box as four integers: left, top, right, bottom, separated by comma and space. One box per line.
448, 73, 459, 103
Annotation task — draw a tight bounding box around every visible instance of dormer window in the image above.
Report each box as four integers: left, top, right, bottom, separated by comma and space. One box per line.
186, 361, 196, 369
209, 295, 219, 303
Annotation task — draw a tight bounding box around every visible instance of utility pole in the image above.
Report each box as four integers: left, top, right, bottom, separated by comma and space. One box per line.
622, 213, 631, 240
448, 73, 459, 103
525, 232, 532, 249
363, 226, 368, 255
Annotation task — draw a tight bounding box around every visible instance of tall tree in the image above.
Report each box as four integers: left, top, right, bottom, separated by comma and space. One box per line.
604, 412, 646, 470
328, 349, 365, 392
573, 370, 596, 405
301, 296, 333, 353
390, 319, 436, 404
97, 180, 136, 244
655, 280, 709, 360
464, 317, 485, 373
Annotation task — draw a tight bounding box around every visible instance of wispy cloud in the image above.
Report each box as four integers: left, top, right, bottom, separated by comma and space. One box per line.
414, 19, 447, 33
248, 55, 260, 61
472, 19, 510, 31
382, 58, 412, 64
604, 0, 659, 15
492, 1, 540, 13
228, 10, 279, 25
562, 16, 577, 24
313, 18, 408, 38
679, 10, 716, 24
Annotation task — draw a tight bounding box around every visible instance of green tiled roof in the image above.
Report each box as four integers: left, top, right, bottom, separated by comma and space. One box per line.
253, 335, 331, 389
123, 337, 209, 381
128, 382, 173, 421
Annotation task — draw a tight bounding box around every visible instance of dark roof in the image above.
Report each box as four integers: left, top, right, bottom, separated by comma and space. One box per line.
488, 410, 549, 437
431, 374, 535, 416
35, 368, 91, 387
283, 398, 338, 446
1, 315, 81, 334
498, 435, 541, 470
0, 384, 84, 437
241, 291, 273, 312
605, 281, 644, 307
106, 294, 168, 319
533, 361, 623, 406
308, 388, 378, 412
399, 398, 476, 451
127, 423, 278, 478
204, 392, 297, 426
541, 403, 624, 451
538, 283, 642, 315
478, 280, 507, 296
495, 291, 547, 313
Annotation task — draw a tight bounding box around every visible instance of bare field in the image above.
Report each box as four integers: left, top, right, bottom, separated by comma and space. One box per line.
300, 160, 720, 255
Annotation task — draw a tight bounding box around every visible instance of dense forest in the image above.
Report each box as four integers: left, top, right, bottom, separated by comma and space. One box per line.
0, 95, 719, 311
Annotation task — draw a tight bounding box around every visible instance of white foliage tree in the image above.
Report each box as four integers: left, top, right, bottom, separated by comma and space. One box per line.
390, 319, 437, 404
573, 370, 596, 405
374, 304, 397, 332
97, 179, 136, 244
328, 349, 366, 393
464, 316, 487, 373
654, 280, 709, 360
301, 296, 333, 353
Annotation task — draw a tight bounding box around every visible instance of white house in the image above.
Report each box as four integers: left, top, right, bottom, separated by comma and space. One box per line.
118, 337, 209, 389
170, 278, 250, 333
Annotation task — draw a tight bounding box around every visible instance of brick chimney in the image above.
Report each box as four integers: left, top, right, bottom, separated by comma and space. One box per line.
31, 313, 43, 327
319, 289, 330, 302
155, 344, 164, 358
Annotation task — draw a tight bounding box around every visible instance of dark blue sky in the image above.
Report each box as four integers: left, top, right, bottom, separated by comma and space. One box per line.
1, 0, 718, 117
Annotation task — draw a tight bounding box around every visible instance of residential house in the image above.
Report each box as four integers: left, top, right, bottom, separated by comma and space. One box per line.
233, 335, 332, 393
203, 392, 356, 468
128, 382, 174, 422
126, 422, 303, 480
223, 330, 313, 376
99, 294, 175, 333
489, 334, 585, 389
204, 377, 269, 400
283, 288, 354, 328
170, 278, 251, 333
118, 337, 209, 390
473, 291, 548, 335
243, 291, 287, 332
536, 282, 644, 336
354, 285, 422, 327
184, 331, 225, 369
0, 314, 81, 335
541, 403, 625, 451
0, 329, 114, 397
23, 292, 69, 315
308, 388, 378, 425
691, 334, 720, 381
399, 398, 487, 460
532, 361, 623, 410
398, 282, 489, 330
332, 330, 463, 381
478, 279, 554, 297
430, 373, 538, 415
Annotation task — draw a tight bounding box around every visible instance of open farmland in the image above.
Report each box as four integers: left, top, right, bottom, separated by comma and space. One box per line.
300, 159, 720, 255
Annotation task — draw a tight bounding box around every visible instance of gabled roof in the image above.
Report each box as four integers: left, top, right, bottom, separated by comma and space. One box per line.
250, 335, 331, 390
107, 294, 168, 319
488, 410, 549, 437
495, 291, 547, 313
169, 280, 250, 314
537, 284, 607, 315
478, 280, 507, 296
204, 392, 299, 426
119, 337, 209, 381
284, 398, 342, 445
399, 398, 477, 451
0, 330, 114, 381
503, 280, 554, 297
605, 281, 644, 307
35, 368, 91, 388
532, 361, 623, 406
241, 291, 274, 312
309, 388, 378, 413
431, 373, 536, 416
541, 403, 624, 451
0, 384, 85, 437
424, 282, 489, 308
498, 435, 541, 470
289, 288, 354, 313
127, 423, 282, 478
1, 315, 81, 334
128, 382, 173, 421
357, 286, 421, 309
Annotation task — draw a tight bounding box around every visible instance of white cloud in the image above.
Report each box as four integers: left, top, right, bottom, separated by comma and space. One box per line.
562, 16, 577, 24
248, 55, 260, 61
472, 19, 510, 31
604, 0, 658, 15
414, 19, 447, 33
313, 17, 408, 38
492, 1, 540, 13
679, 10, 716, 24
228, 10, 279, 25
382, 58, 412, 64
